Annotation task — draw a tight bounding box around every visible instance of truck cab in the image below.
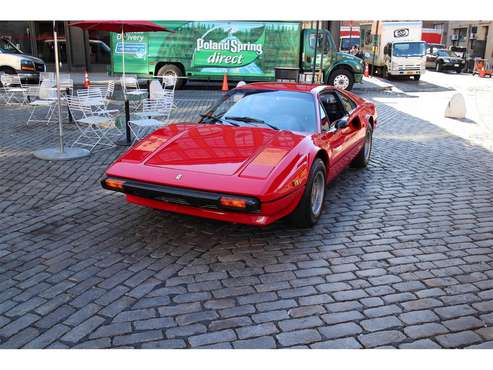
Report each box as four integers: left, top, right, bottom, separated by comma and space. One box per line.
383, 40, 426, 79
0, 37, 46, 82
302, 29, 364, 90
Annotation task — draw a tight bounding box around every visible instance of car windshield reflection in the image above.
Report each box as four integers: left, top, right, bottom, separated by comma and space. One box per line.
201, 89, 317, 133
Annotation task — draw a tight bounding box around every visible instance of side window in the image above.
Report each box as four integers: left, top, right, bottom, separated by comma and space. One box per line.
320, 92, 345, 123
337, 93, 357, 114
319, 102, 329, 130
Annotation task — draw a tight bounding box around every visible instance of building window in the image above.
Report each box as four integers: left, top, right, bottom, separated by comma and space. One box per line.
35, 22, 67, 64
88, 30, 111, 65
0, 21, 32, 54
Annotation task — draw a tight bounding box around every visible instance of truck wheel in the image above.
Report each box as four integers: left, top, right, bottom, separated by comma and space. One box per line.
156, 64, 185, 89
288, 158, 326, 227
327, 69, 354, 90
413, 74, 421, 81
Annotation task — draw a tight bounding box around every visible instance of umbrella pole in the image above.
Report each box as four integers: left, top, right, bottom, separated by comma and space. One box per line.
32, 21, 90, 160
121, 27, 126, 95
53, 21, 64, 152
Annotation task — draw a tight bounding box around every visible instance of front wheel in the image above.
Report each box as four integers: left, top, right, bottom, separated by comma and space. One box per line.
351, 123, 373, 168
413, 74, 421, 81
288, 158, 326, 227
156, 64, 185, 89
435, 63, 442, 72
327, 69, 354, 91
456, 68, 462, 74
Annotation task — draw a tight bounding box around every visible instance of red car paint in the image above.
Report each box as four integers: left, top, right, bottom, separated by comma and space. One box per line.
103, 82, 376, 226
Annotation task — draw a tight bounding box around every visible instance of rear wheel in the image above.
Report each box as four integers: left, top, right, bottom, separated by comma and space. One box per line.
327, 69, 354, 91
288, 158, 326, 227
156, 64, 185, 89
351, 123, 373, 168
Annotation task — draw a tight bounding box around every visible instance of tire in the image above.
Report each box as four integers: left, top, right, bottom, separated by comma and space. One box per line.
382, 66, 389, 80
413, 74, 421, 81
156, 64, 185, 89
327, 69, 354, 91
456, 68, 462, 74
351, 123, 373, 168
435, 62, 442, 72
288, 158, 326, 227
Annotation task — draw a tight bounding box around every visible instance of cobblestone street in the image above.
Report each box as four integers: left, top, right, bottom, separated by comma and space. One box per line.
1, 79, 493, 349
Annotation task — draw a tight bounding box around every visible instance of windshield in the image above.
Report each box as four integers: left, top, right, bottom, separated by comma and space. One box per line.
0, 38, 22, 54
437, 50, 459, 57
392, 42, 425, 57
201, 89, 317, 133
341, 37, 360, 50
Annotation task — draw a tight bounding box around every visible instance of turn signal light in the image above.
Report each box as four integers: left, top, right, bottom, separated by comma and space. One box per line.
220, 197, 247, 209
102, 178, 125, 192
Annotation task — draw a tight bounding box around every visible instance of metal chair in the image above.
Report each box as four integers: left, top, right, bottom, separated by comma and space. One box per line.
77, 87, 119, 118
26, 79, 58, 125
1, 74, 27, 104
121, 75, 147, 111
67, 95, 117, 152
129, 98, 173, 143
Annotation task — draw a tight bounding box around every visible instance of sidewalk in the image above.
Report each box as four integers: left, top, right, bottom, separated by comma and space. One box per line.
68, 72, 391, 92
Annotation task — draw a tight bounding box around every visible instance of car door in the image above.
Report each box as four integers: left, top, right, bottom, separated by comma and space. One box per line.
336, 91, 366, 163
315, 94, 346, 181
317, 91, 360, 180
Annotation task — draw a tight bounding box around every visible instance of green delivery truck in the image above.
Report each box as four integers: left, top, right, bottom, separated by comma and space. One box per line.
110, 21, 364, 90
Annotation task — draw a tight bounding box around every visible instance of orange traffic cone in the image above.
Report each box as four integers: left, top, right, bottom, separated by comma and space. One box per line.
479, 67, 485, 78
364, 63, 369, 78
83, 70, 90, 88
221, 73, 229, 91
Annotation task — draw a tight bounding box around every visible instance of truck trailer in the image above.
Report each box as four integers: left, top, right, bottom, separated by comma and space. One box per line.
110, 21, 364, 90
360, 21, 426, 80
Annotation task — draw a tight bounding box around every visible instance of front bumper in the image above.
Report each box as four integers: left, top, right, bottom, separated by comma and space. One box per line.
440, 62, 464, 70
15, 70, 41, 82
101, 177, 304, 226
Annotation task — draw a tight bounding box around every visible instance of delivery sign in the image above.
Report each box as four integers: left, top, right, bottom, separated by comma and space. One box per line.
191, 25, 265, 68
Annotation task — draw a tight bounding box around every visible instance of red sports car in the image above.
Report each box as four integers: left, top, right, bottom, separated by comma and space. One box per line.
101, 82, 376, 227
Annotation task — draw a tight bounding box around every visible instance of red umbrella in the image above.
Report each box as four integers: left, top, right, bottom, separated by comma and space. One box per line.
69, 20, 174, 33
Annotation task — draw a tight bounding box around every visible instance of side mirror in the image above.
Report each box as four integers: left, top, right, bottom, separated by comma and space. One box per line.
335, 117, 349, 130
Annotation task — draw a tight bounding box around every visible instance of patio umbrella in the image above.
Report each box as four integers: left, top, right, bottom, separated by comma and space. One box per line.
69, 21, 174, 144
69, 21, 173, 93
33, 21, 91, 161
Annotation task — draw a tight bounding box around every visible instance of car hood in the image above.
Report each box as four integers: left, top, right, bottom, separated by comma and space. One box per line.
108, 123, 306, 195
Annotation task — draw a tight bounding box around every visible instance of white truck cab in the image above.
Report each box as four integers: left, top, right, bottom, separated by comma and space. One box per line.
0, 38, 46, 82
361, 21, 426, 80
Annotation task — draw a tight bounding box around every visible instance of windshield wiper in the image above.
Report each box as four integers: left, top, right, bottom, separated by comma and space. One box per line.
225, 116, 279, 130
199, 113, 239, 126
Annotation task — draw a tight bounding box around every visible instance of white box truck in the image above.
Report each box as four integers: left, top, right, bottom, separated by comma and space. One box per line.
361, 21, 426, 80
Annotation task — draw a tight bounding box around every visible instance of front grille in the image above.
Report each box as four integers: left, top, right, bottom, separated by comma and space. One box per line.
102, 177, 260, 213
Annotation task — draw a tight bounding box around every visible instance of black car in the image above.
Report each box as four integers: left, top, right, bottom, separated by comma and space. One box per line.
426, 49, 465, 73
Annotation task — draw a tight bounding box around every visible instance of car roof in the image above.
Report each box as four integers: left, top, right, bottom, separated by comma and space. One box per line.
236, 82, 336, 93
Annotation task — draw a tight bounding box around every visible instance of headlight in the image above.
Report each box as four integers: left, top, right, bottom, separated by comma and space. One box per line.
20, 59, 35, 71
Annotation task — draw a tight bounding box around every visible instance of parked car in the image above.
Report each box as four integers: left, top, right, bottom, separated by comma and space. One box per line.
426, 49, 465, 73
0, 37, 45, 82
101, 82, 376, 227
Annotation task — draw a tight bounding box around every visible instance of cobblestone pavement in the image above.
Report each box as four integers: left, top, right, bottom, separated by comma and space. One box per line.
0, 87, 492, 349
